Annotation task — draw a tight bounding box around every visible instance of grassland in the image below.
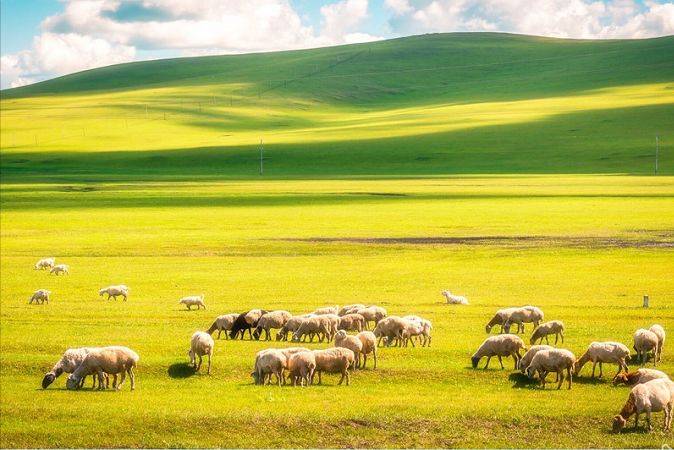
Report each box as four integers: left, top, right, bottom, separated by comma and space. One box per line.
1, 32, 674, 448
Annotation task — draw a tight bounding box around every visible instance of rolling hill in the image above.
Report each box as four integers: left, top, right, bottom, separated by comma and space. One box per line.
1, 32, 673, 180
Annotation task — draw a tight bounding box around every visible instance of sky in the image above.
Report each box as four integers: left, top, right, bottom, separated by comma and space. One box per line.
1, 0, 673, 89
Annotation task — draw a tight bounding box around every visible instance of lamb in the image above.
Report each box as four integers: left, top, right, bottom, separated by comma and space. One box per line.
287, 351, 316, 386
312, 306, 339, 316
402, 315, 432, 347
99, 285, 129, 301
373, 316, 408, 347
634, 328, 660, 366
613, 369, 670, 387
179, 295, 206, 310
649, 324, 665, 363
206, 313, 239, 339
29, 289, 50, 305
338, 313, 366, 332
355, 306, 387, 329
525, 348, 576, 390
518, 345, 554, 373
292, 316, 331, 343
503, 306, 544, 334
357, 331, 377, 369
42, 347, 101, 389
485, 307, 519, 334
188, 331, 214, 374
334, 330, 363, 368
253, 310, 292, 340
575, 341, 630, 379
338, 304, 366, 316
34, 257, 55, 270
311, 347, 355, 385
66, 346, 139, 391
441, 290, 469, 305
251, 349, 287, 386
612, 378, 674, 432
471, 334, 526, 370
50, 264, 69, 276
530, 320, 565, 345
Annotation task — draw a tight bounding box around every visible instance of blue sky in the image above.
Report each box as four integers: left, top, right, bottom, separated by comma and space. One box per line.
1, 0, 673, 89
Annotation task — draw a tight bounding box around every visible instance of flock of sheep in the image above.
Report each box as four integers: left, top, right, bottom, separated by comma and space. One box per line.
31, 257, 671, 433
473, 305, 671, 432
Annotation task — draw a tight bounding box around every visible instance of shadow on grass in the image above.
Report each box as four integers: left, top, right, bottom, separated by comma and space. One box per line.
573, 375, 611, 385
508, 372, 539, 389
168, 362, 197, 378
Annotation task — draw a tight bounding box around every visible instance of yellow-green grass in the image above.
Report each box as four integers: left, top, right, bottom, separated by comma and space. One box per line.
1, 176, 673, 448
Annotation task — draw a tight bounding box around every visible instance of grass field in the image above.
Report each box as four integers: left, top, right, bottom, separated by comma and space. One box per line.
1, 33, 674, 448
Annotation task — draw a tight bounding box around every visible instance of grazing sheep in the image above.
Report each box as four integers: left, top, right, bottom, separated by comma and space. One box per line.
441, 290, 469, 305
50, 264, 69, 276
338, 313, 366, 333
503, 306, 544, 334
613, 368, 670, 387
230, 310, 268, 339
525, 348, 576, 390
318, 314, 340, 341
188, 331, 214, 374
485, 307, 519, 334
399, 318, 424, 348
355, 306, 387, 329
357, 331, 377, 369
402, 315, 433, 347
339, 304, 366, 316
99, 285, 129, 301
276, 316, 309, 342
634, 328, 660, 366
530, 320, 565, 345
42, 347, 101, 389
206, 313, 239, 339
649, 324, 666, 363
313, 306, 339, 316
312, 347, 355, 385
334, 330, 363, 368
518, 345, 554, 373
576, 341, 630, 378
373, 316, 407, 347
66, 346, 139, 391
244, 309, 267, 326
34, 257, 55, 271
253, 310, 292, 340
251, 349, 287, 386
613, 378, 674, 432
179, 295, 206, 310
292, 316, 331, 343
471, 334, 526, 370
287, 351, 316, 386
29, 289, 50, 305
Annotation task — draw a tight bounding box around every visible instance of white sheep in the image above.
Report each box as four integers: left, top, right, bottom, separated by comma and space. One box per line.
311, 347, 355, 385
49, 264, 69, 276
357, 331, 377, 369
338, 304, 366, 316
613, 378, 674, 432
312, 306, 339, 316
292, 316, 331, 343
441, 290, 468, 305
276, 316, 309, 342
525, 348, 576, 390
287, 351, 316, 386
66, 346, 139, 391
188, 331, 214, 374
399, 318, 424, 348
575, 341, 630, 378
254, 310, 292, 340
99, 285, 129, 301
318, 314, 340, 341
251, 349, 287, 386
338, 313, 366, 332
373, 316, 407, 347
518, 345, 554, 373
29, 289, 51, 305
334, 330, 363, 368
503, 306, 544, 334
402, 315, 432, 347
355, 306, 387, 329
649, 324, 665, 363
530, 320, 565, 345
42, 347, 101, 389
206, 313, 239, 339
634, 328, 660, 366
485, 307, 519, 333
179, 294, 206, 310
34, 257, 55, 271
471, 334, 526, 370
613, 368, 670, 387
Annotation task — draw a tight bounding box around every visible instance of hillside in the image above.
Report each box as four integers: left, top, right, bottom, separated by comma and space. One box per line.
1, 32, 673, 180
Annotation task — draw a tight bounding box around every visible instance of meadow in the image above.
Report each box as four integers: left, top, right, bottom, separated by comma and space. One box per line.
1, 33, 674, 448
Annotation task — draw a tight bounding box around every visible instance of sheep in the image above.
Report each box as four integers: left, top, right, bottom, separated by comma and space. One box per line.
338, 304, 366, 316
29, 289, 50, 305
34, 257, 55, 270
251, 349, 287, 386
485, 307, 519, 334
613, 368, 670, 387
230, 310, 268, 339
575, 341, 630, 379
441, 290, 469, 305
530, 320, 565, 345
338, 313, 366, 332
50, 264, 69, 276
42, 347, 104, 389
649, 324, 665, 363
525, 348, 576, 390
206, 313, 239, 339
373, 316, 408, 347
355, 306, 387, 329
311, 347, 355, 385
253, 310, 292, 340
287, 351, 316, 386
334, 330, 363, 368
402, 315, 432, 347
292, 316, 331, 343
357, 331, 377, 369
518, 345, 554, 373
634, 328, 660, 366
503, 306, 544, 334
318, 314, 340, 341
99, 285, 129, 301
471, 334, 526, 370
399, 318, 424, 348
188, 331, 214, 374
312, 306, 339, 316
276, 316, 309, 342
179, 294, 206, 310
612, 378, 674, 432
66, 346, 139, 391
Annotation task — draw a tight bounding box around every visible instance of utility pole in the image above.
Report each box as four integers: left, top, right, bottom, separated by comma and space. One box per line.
655, 135, 659, 175
259, 138, 264, 176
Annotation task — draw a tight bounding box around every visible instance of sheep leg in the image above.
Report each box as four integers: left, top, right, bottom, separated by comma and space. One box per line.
497, 356, 504, 369
560, 331, 564, 343
545, 335, 549, 345
117, 371, 126, 390
409, 336, 416, 348
512, 354, 518, 370
484, 357, 491, 369
427, 335, 432, 347
540, 370, 547, 389
591, 361, 597, 378
197, 355, 203, 372
567, 367, 572, 389
598, 362, 603, 378
646, 410, 653, 431
362, 353, 367, 369
557, 370, 564, 390
207, 354, 211, 375
634, 412, 639, 429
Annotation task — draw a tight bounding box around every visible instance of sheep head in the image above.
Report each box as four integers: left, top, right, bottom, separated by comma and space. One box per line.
42, 372, 57, 389
65, 375, 80, 390
612, 415, 627, 433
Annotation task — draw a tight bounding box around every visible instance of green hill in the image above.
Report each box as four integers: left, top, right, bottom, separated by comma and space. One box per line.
1, 32, 673, 180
